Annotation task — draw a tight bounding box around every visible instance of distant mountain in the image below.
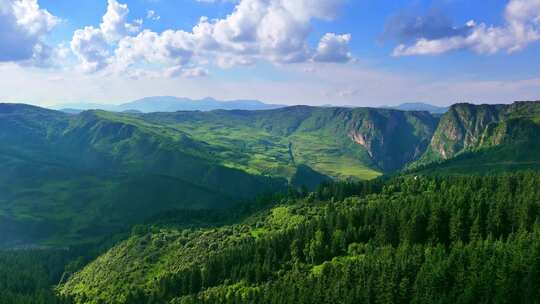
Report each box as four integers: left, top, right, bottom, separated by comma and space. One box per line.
53, 96, 285, 113
383, 102, 449, 114
55, 103, 118, 112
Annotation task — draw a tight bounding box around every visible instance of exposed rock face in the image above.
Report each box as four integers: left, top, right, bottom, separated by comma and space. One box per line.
425, 101, 540, 160
237, 105, 440, 173
428, 104, 503, 159
351, 132, 371, 157
347, 109, 439, 172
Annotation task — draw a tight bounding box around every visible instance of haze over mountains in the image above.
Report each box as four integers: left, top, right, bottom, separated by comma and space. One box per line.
382, 102, 449, 114
52, 97, 286, 113
50, 96, 451, 115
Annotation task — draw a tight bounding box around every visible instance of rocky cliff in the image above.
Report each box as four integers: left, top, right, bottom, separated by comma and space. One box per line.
423, 101, 540, 161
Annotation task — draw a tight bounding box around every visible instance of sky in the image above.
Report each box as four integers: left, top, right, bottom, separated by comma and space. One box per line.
0, 0, 539, 107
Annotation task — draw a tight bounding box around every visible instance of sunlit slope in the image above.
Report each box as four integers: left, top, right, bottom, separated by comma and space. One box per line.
0, 104, 285, 247
0, 104, 438, 247
414, 101, 540, 174
141, 106, 438, 179
59, 173, 540, 304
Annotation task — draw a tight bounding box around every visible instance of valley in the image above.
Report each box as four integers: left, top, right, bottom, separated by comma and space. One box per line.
2, 0, 540, 302
0, 100, 539, 304
0, 103, 443, 247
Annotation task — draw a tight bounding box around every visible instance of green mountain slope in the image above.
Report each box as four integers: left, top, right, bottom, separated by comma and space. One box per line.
414, 101, 540, 173
58, 173, 540, 304
0, 104, 285, 247
0, 104, 438, 247
141, 106, 439, 177
422, 101, 540, 160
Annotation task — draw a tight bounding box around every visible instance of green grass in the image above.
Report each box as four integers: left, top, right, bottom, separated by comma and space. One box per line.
0, 104, 439, 248
140, 107, 436, 180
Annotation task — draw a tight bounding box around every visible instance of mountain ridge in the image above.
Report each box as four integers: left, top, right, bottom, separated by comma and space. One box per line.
422, 101, 540, 160
381, 102, 449, 114
51, 96, 286, 113
2, 100, 540, 248
2, 101, 540, 304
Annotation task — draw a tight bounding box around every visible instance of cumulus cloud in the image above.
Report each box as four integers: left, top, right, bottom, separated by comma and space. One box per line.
71, 26, 110, 72
70, 0, 352, 76
191, 0, 350, 64
71, 0, 141, 72
0, 0, 58, 63
393, 0, 540, 56
100, 0, 133, 41
113, 29, 195, 72
313, 33, 352, 63
165, 66, 208, 78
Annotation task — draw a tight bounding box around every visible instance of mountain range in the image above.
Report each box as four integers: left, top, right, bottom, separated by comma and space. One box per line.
0, 103, 439, 247
1, 100, 540, 303
52, 96, 286, 113
382, 102, 449, 114
53, 97, 450, 115
2, 100, 539, 249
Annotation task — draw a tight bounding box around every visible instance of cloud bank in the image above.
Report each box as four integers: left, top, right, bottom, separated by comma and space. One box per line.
393, 0, 540, 56
68, 0, 352, 77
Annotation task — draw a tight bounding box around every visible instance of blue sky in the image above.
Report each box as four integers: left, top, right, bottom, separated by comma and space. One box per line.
0, 0, 539, 107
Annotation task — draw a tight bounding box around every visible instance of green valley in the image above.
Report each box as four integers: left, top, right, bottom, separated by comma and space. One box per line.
3, 1, 540, 303
0, 103, 439, 247
1, 100, 540, 304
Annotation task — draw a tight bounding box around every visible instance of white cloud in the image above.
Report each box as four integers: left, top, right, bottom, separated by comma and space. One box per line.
393, 0, 540, 56
100, 0, 132, 42
112, 29, 195, 73
70, 0, 141, 72
201, 0, 348, 64
0, 0, 58, 63
71, 26, 110, 72
70, 0, 351, 75
313, 33, 352, 63
21, 42, 70, 68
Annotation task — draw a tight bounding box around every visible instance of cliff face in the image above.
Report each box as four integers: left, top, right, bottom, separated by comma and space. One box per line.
346, 109, 439, 172
424, 101, 540, 161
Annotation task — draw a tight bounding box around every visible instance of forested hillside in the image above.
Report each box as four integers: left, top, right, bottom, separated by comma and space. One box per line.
0, 250, 70, 304
421, 101, 540, 162
0, 104, 284, 247
409, 101, 540, 175
59, 172, 540, 304
0, 103, 438, 247
2, 101, 540, 304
